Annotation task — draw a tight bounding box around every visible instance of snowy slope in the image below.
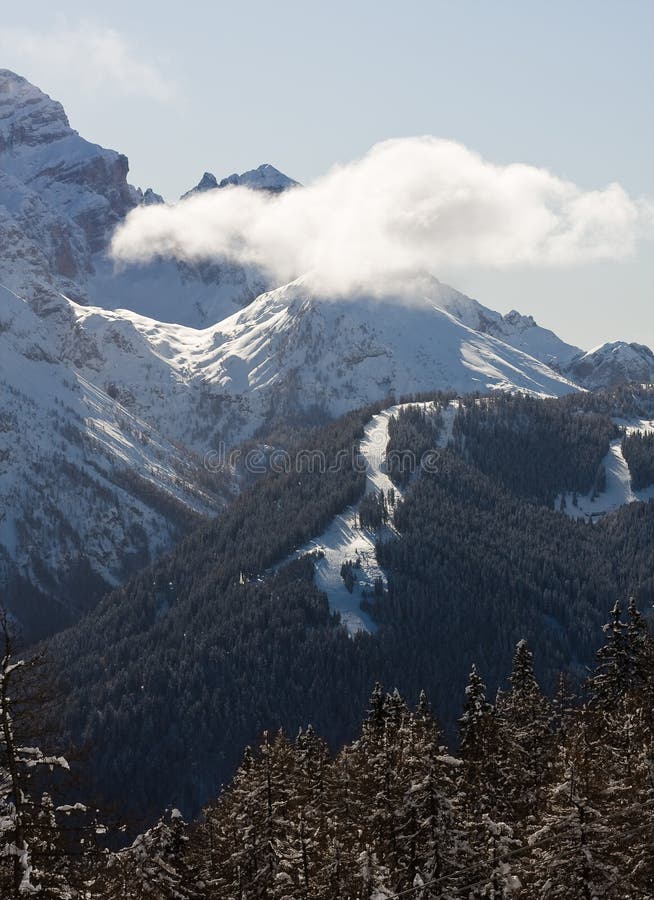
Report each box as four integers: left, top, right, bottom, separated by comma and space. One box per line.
58, 276, 579, 456
0, 284, 226, 637
201, 276, 579, 418
430, 280, 581, 368
560, 418, 654, 520
86, 255, 267, 329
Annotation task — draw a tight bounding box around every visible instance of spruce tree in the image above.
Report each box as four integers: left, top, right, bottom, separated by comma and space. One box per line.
105, 809, 198, 899
458, 664, 505, 819
496, 640, 554, 822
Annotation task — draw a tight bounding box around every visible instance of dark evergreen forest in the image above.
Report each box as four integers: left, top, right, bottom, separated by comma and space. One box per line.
449, 394, 617, 505
3, 600, 654, 898
35, 386, 654, 828
623, 429, 654, 490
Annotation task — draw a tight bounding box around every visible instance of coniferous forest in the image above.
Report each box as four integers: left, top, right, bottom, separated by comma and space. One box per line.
622, 430, 654, 491
2, 600, 654, 898
33, 389, 654, 816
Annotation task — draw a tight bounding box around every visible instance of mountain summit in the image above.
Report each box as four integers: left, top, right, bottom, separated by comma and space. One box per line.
0, 68, 71, 148
181, 163, 298, 199
566, 341, 654, 389
217, 163, 299, 192
0, 68, 139, 300
0, 70, 282, 324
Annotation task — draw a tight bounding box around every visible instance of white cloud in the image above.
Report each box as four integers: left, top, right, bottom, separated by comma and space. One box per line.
0, 21, 176, 103
111, 137, 651, 296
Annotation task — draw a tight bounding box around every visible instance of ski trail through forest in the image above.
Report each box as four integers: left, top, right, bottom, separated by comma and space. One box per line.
288, 402, 437, 634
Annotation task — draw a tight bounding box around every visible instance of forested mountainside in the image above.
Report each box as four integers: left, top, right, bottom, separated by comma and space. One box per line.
449, 394, 619, 505
34, 387, 654, 822
46, 404, 384, 815
3, 600, 654, 898
375, 395, 654, 730
622, 430, 654, 491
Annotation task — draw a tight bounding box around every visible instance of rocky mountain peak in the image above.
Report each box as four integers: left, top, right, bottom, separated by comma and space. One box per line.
181, 163, 299, 199
180, 171, 219, 199
565, 341, 654, 389
0, 69, 70, 151
142, 187, 165, 205
503, 309, 537, 330
217, 163, 299, 193
197, 171, 218, 190
0, 70, 141, 293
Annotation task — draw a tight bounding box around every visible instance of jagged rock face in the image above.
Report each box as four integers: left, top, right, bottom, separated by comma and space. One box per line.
565, 342, 654, 390
0, 69, 140, 280
181, 164, 299, 199
180, 171, 219, 199
0, 175, 86, 309
143, 187, 164, 205
415, 281, 581, 369
0, 68, 70, 149
0, 70, 289, 326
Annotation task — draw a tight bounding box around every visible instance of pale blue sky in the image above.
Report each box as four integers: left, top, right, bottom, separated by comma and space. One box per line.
2, 1, 652, 349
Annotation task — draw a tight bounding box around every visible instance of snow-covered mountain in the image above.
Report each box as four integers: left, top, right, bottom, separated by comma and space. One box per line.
0, 68, 138, 299
62, 275, 576, 451
1, 265, 581, 637
418, 280, 581, 369
202, 276, 579, 417
216, 163, 299, 193
564, 342, 654, 390
0, 284, 226, 639
1, 67, 648, 366
0, 69, 286, 327
2, 273, 580, 456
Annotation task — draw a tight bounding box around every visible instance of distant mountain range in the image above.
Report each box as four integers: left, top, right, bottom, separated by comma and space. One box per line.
1, 67, 653, 635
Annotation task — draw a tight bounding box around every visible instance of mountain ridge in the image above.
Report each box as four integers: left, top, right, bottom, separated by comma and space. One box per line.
1, 68, 652, 636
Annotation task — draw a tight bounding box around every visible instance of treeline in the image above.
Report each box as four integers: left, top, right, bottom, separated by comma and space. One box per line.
4, 602, 654, 898
535, 382, 654, 421
451, 394, 617, 505
623, 430, 654, 490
